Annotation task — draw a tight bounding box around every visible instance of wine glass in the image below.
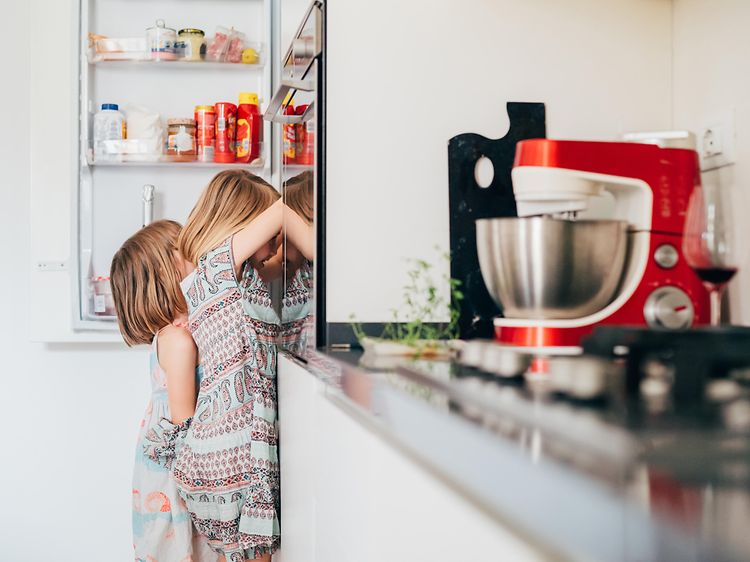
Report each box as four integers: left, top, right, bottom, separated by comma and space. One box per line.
682, 183, 741, 327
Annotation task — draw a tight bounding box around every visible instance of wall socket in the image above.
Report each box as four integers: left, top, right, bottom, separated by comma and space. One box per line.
699, 108, 736, 171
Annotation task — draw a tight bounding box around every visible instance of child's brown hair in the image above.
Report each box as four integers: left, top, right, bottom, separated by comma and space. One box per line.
178, 170, 280, 264
110, 220, 187, 346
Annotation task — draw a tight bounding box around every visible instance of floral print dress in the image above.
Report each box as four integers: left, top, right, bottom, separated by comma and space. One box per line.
133, 333, 218, 562
174, 237, 280, 560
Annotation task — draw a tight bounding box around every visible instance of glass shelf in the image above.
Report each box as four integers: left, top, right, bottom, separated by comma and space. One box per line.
87, 156, 265, 168
89, 58, 265, 71
283, 164, 314, 173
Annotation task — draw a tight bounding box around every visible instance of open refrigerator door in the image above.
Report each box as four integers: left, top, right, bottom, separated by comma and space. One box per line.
265, 0, 323, 356
73, 0, 276, 334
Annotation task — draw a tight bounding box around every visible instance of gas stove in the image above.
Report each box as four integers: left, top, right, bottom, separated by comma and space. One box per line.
408, 326, 750, 492
457, 326, 750, 430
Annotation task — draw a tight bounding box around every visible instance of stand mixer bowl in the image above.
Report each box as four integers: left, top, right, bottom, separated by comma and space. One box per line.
476, 217, 629, 319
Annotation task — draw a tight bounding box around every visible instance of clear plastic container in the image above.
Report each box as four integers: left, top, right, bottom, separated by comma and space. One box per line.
146, 19, 177, 61
93, 103, 126, 159
91, 276, 115, 316
90, 36, 148, 61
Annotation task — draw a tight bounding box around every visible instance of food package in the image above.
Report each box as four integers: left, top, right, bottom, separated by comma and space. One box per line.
89, 34, 148, 61
225, 31, 246, 63
206, 26, 246, 62
121, 105, 163, 160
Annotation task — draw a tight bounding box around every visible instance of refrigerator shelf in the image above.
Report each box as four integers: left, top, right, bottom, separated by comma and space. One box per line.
283, 164, 314, 173
88, 58, 266, 71
86, 156, 266, 169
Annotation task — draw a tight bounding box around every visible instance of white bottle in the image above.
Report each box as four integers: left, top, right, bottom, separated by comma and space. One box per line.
93, 103, 126, 160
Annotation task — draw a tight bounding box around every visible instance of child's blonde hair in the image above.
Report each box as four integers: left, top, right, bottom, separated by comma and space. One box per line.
178, 170, 280, 264
285, 170, 314, 224
110, 220, 187, 346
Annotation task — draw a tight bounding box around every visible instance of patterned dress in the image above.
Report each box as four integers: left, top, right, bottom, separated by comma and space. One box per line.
133, 334, 218, 562
280, 261, 314, 355
174, 237, 280, 560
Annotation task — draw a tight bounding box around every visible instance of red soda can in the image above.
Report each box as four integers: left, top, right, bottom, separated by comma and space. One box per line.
214, 102, 237, 163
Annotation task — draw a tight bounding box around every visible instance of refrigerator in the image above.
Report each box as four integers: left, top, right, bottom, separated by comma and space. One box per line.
71, 0, 277, 335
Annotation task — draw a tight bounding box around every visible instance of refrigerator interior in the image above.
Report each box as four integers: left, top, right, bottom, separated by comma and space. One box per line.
76, 0, 274, 330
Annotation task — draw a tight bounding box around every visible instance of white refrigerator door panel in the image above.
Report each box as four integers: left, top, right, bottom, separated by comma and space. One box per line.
88, 168, 215, 277
30, 0, 276, 341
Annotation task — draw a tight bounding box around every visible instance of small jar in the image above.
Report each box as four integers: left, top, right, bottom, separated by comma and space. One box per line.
177, 28, 205, 61
146, 19, 177, 61
167, 118, 197, 161
91, 276, 115, 316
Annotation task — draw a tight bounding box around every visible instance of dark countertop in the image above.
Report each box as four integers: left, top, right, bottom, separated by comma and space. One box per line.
283, 347, 750, 562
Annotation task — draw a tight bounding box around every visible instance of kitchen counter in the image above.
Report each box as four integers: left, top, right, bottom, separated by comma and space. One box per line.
278, 347, 750, 562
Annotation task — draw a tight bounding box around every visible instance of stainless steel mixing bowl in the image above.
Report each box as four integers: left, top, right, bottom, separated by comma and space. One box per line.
476, 217, 629, 319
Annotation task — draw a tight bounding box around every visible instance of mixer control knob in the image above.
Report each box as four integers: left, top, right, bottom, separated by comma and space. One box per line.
643, 287, 694, 329
653, 244, 679, 269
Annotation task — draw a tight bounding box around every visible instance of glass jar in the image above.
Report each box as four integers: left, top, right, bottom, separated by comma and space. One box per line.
167, 118, 197, 161
146, 19, 177, 61
177, 28, 205, 62
91, 276, 115, 316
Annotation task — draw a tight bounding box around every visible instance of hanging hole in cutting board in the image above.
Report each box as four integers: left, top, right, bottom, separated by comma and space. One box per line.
474, 156, 494, 188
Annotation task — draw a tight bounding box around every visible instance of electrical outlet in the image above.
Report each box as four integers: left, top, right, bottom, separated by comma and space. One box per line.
702, 126, 723, 157
699, 109, 736, 171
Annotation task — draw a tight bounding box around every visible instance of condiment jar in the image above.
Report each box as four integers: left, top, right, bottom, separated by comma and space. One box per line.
166, 118, 197, 161
176, 28, 205, 61
195, 105, 216, 162
146, 19, 177, 61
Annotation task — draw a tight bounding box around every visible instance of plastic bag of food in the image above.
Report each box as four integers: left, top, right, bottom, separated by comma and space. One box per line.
121, 104, 163, 160
225, 30, 246, 63
206, 26, 231, 61
206, 26, 246, 62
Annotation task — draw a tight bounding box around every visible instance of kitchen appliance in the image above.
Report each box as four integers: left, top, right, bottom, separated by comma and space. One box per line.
66, 0, 274, 336
477, 138, 711, 350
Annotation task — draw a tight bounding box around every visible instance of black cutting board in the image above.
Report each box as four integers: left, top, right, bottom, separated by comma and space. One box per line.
448, 102, 546, 339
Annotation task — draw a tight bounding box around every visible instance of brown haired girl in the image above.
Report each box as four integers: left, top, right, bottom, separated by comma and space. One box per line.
173, 170, 311, 561
109, 220, 218, 562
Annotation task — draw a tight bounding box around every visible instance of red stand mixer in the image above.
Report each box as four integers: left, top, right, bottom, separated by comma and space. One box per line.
477, 138, 711, 352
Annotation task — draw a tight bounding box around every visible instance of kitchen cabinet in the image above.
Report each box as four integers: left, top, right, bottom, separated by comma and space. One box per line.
276, 354, 548, 562
30, 0, 277, 342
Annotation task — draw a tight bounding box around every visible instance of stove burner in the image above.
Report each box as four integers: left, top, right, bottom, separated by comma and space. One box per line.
583, 326, 750, 409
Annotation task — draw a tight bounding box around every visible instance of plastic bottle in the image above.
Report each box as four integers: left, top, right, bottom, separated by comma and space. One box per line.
214, 102, 237, 163
194, 105, 216, 162
235, 92, 262, 164
93, 103, 126, 159
282, 94, 296, 164
295, 104, 314, 166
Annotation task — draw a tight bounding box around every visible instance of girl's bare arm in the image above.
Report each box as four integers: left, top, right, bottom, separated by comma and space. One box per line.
284, 205, 314, 261
157, 325, 199, 424
231, 199, 285, 275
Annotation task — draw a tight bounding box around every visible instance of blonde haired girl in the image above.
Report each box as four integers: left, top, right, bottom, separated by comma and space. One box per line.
174, 170, 311, 561
110, 220, 218, 562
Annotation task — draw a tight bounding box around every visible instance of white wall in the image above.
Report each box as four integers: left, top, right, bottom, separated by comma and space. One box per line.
326, 0, 674, 322
0, 2, 149, 560
672, 0, 750, 323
